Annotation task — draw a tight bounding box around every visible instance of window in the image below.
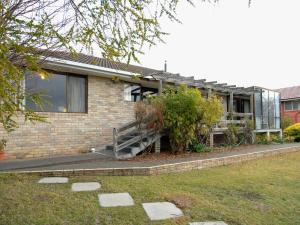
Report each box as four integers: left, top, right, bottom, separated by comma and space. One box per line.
25, 73, 87, 113
124, 84, 141, 102
285, 101, 292, 111
254, 89, 281, 129
293, 100, 300, 110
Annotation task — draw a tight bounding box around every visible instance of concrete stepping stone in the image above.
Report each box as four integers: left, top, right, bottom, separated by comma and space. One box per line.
71, 182, 101, 192
38, 177, 68, 184
189, 222, 228, 225
142, 202, 183, 221
98, 193, 134, 207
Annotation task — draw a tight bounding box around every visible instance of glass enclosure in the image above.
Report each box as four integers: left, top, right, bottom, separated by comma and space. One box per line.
254, 88, 281, 130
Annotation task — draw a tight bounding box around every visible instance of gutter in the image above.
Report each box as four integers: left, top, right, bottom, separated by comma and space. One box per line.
44, 57, 140, 79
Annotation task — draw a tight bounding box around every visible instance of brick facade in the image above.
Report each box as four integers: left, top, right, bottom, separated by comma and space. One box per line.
0, 75, 136, 160
280, 103, 300, 124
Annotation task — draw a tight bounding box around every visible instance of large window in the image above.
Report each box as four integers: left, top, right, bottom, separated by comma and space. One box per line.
124, 84, 158, 102
254, 89, 280, 129
124, 84, 141, 102
285, 100, 300, 111
25, 73, 87, 113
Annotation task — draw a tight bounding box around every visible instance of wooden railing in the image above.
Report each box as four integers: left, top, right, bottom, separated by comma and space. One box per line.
112, 116, 156, 158
215, 112, 254, 129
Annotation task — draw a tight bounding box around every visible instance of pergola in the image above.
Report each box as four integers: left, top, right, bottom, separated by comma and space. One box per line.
142, 71, 258, 116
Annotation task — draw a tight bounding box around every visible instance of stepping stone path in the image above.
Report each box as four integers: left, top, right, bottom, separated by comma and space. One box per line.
142, 202, 183, 221
38, 177, 218, 224
71, 182, 101, 192
189, 222, 228, 225
38, 177, 69, 184
98, 193, 134, 207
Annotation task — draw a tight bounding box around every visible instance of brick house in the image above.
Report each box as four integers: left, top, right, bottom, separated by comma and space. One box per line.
278, 86, 300, 124
0, 52, 282, 160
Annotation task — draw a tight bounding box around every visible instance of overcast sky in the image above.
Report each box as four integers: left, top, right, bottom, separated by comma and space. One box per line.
133, 0, 300, 90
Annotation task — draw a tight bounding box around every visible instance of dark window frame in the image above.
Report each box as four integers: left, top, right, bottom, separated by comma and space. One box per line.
25, 70, 88, 113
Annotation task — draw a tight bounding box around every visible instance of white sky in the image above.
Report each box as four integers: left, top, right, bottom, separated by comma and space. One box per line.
132, 0, 300, 90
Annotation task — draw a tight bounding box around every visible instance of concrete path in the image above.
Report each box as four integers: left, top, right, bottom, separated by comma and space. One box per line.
1, 143, 299, 172
142, 202, 183, 220
71, 182, 101, 192
98, 193, 134, 207
38, 177, 69, 184
189, 222, 228, 225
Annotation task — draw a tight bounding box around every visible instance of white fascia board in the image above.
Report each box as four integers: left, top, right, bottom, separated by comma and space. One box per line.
44, 57, 140, 78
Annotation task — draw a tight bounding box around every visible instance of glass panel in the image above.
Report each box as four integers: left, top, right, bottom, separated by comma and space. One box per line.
274, 92, 280, 117
124, 84, 141, 102
285, 101, 292, 111
255, 92, 262, 130
268, 91, 275, 129
26, 73, 67, 112
293, 100, 300, 110
275, 117, 281, 129
67, 76, 86, 113
244, 100, 250, 113
262, 90, 269, 129
256, 116, 262, 130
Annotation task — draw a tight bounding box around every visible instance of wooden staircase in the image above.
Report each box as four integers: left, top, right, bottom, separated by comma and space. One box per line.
96, 117, 161, 159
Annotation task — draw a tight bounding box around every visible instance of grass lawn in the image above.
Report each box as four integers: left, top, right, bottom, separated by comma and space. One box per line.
0, 152, 299, 225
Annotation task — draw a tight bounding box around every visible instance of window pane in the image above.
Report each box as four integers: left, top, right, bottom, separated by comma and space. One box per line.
285, 101, 292, 111
293, 100, 300, 110
262, 90, 269, 128
254, 92, 262, 130
274, 92, 280, 117
268, 91, 275, 129
275, 117, 280, 129
124, 84, 141, 102
26, 73, 67, 112
67, 76, 86, 112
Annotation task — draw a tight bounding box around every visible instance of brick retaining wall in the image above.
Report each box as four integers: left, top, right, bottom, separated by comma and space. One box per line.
5, 145, 300, 176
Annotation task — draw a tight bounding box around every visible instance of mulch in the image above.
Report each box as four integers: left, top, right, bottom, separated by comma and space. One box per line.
127, 144, 260, 162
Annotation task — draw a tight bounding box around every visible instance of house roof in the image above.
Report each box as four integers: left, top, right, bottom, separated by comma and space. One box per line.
43, 50, 160, 76
40, 50, 259, 95
278, 85, 300, 100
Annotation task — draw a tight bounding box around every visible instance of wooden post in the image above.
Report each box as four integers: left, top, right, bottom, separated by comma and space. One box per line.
250, 93, 255, 127
158, 79, 163, 95
229, 92, 234, 112
155, 138, 161, 153
250, 94, 254, 114
113, 128, 118, 158
266, 131, 270, 142
208, 88, 212, 98
279, 130, 283, 140
209, 132, 214, 148
251, 131, 256, 144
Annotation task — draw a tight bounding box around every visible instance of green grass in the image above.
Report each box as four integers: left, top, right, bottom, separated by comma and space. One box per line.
0, 152, 300, 225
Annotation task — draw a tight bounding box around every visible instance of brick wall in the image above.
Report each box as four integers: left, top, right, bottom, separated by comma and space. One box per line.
0, 76, 136, 159
280, 103, 300, 124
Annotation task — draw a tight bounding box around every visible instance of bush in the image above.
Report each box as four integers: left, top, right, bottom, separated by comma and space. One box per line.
256, 133, 283, 144
256, 133, 270, 144
189, 139, 213, 153
224, 124, 239, 145
281, 117, 293, 130
284, 123, 300, 142
270, 134, 283, 144
153, 85, 223, 152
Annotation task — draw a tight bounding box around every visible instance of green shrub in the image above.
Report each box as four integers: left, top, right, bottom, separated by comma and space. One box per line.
224, 124, 239, 145
281, 117, 293, 130
270, 134, 283, 144
153, 85, 223, 152
284, 123, 300, 142
189, 139, 213, 153
256, 133, 270, 144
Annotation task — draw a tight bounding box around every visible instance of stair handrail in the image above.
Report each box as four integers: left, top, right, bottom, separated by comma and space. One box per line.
112, 115, 155, 156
